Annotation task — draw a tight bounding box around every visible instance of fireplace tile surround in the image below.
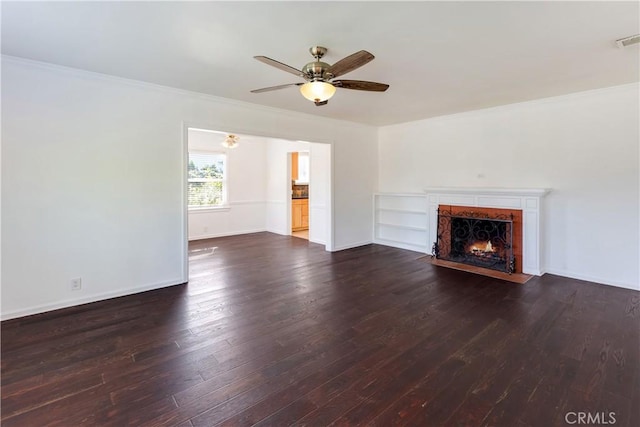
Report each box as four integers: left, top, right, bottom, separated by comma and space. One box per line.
434, 205, 523, 274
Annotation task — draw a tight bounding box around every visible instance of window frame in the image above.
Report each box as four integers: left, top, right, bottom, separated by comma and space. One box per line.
187, 149, 229, 211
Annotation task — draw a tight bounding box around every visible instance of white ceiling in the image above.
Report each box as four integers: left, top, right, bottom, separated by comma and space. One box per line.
2, 1, 638, 126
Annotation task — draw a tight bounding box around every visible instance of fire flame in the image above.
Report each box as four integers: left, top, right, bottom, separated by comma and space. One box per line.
471, 241, 494, 253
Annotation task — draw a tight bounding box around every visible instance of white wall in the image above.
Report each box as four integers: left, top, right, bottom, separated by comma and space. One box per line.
187, 129, 267, 240
1, 57, 378, 319
332, 124, 378, 250
378, 83, 640, 290
309, 143, 331, 245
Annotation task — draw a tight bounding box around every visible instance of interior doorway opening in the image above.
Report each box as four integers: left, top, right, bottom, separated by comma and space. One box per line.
284, 142, 331, 245
290, 150, 310, 240
182, 125, 333, 283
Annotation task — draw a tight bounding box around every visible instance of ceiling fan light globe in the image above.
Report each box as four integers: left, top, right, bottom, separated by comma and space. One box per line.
300, 81, 336, 103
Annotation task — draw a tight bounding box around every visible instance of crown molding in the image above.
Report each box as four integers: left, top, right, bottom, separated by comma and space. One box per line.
1, 55, 376, 131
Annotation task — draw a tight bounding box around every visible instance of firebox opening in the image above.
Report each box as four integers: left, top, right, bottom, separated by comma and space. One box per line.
449, 218, 509, 272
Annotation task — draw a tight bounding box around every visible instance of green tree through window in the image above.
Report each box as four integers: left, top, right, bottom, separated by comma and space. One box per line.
188, 152, 226, 208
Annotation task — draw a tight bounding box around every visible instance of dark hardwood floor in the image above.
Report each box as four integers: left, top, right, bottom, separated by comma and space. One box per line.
2, 232, 639, 426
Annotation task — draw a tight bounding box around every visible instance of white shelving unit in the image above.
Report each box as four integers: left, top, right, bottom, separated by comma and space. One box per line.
373, 193, 429, 253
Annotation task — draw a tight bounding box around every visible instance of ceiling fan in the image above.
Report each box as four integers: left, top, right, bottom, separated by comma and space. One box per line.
251, 46, 389, 106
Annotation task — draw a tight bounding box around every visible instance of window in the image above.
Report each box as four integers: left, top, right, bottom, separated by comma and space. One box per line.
188, 151, 226, 209
295, 152, 310, 184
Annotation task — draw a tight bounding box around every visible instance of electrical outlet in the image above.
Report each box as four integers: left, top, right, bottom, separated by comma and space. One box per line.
70, 277, 82, 291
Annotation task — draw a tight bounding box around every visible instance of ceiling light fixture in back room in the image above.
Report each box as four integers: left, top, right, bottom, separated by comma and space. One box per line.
221, 134, 239, 149
251, 46, 390, 106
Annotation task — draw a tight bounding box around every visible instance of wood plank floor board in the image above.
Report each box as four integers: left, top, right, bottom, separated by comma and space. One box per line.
301, 305, 495, 425
0, 385, 114, 427
94, 395, 179, 427
0, 372, 104, 420
478, 352, 549, 426
628, 375, 640, 427
186, 341, 360, 426
215, 345, 373, 426
517, 355, 581, 426
401, 354, 497, 427
286, 306, 474, 425
467, 340, 531, 402
333, 339, 475, 426
250, 397, 318, 427
442, 393, 495, 427
107, 365, 204, 408
367, 357, 467, 426
2, 232, 638, 426
146, 332, 360, 426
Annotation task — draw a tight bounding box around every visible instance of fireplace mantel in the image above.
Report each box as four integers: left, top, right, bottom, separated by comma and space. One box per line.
424, 187, 551, 276
424, 187, 551, 197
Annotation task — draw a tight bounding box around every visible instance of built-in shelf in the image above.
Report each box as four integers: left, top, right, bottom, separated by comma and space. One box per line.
377, 222, 427, 232
374, 193, 429, 253
375, 208, 427, 215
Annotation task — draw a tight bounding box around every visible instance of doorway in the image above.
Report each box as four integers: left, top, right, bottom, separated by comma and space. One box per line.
291, 150, 310, 240
284, 142, 331, 246
182, 124, 333, 283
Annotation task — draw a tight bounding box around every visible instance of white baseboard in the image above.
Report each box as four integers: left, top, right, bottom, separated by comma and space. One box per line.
373, 238, 428, 254
1, 278, 185, 321
264, 227, 289, 236
188, 228, 267, 241
544, 268, 639, 291
522, 268, 544, 276
331, 240, 373, 252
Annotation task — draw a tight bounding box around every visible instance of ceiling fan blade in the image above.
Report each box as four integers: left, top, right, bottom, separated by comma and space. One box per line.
328, 50, 375, 78
314, 100, 328, 106
333, 80, 389, 92
254, 56, 304, 77
250, 83, 303, 93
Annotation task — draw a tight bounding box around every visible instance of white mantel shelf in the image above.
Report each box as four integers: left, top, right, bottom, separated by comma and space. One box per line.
424, 186, 551, 276
424, 187, 552, 197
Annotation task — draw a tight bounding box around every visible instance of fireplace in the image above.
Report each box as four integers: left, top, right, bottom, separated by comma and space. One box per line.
432, 205, 523, 274
425, 187, 550, 277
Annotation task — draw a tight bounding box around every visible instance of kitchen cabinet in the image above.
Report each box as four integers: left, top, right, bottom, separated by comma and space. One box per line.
292, 198, 309, 231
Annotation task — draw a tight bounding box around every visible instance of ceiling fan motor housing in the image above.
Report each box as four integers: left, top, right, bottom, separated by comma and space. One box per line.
302, 61, 333, 81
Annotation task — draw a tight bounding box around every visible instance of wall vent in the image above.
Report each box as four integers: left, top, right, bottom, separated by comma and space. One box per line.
616, 34, 640, 48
